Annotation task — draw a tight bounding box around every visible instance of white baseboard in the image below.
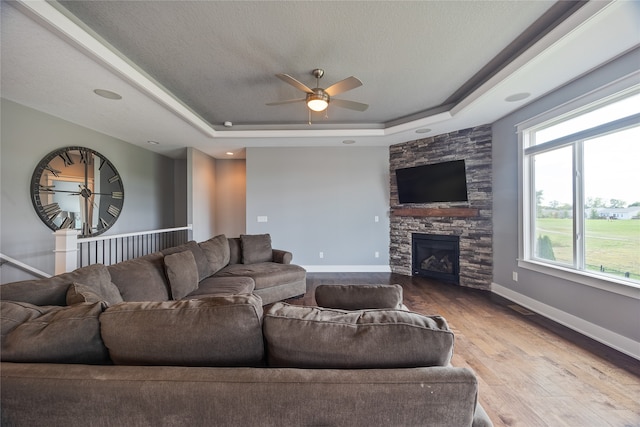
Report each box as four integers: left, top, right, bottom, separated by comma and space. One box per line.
492, 282, 640, 361
302, 265, 392, 273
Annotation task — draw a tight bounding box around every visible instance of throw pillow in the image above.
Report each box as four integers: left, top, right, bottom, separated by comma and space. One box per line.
66, 282, 105, 305
164, 250, 199, 300
263, 303, 454, 369
1, 300, 109, 364
100, 294, 265, 366
241, 234, 272, 264
108, 252, 171, 301
199, 234, 230, 275
161, 241, 213, 281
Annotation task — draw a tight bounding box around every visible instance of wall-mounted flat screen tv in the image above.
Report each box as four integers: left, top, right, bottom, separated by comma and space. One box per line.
395, 160, 468, 204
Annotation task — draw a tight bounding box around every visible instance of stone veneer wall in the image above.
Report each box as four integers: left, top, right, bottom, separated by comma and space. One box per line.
389, 124, 492, 290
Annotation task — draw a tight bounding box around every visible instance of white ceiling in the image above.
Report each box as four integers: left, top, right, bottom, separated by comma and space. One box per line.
1, 0, 639, 159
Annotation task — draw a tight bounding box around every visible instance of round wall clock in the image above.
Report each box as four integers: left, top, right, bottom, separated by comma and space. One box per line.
30, 146, 124, 237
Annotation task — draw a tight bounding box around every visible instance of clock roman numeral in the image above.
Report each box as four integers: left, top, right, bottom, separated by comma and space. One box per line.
58, 152, 74, 166
44, 165, 61, 177
80, 150, 90, 164
111, 191, 123, 199
107, 204, 120, 217
43, 203, 61, 220
100, 217, 110, 228
108, 175, 120, 184
60, 217, 74, 229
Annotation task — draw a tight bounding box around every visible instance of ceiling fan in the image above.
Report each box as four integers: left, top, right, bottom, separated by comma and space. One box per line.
266, 69, 368, 113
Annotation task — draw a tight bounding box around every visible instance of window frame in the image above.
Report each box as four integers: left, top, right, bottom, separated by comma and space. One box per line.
517, 75, 640, 299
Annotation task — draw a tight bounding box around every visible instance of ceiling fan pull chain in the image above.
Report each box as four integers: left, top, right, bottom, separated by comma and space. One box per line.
308, 109, 312, 125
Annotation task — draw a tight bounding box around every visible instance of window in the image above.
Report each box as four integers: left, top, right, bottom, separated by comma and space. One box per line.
520, 86, 640, 287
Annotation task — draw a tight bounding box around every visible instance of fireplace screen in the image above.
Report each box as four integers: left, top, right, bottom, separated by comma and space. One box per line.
412, 233, 460, 284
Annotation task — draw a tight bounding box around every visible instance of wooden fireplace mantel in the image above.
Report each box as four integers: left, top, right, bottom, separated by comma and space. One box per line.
391, 207, 479, 218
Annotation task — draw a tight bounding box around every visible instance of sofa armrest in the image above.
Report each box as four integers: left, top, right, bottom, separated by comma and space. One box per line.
272, 249, 292, 264
473, 401, 493, 427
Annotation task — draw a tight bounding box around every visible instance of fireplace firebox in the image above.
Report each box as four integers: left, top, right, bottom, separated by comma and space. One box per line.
412, 233, 460, 284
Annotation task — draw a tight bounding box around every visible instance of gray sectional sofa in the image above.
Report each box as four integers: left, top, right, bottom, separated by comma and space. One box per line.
1, 233, 306, 307
1, 241, 492, 426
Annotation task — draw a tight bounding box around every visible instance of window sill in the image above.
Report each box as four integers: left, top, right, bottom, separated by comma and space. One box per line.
517, 259, 640, 300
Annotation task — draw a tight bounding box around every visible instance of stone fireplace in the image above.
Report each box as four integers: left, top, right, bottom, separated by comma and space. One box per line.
389, 125, 493, 290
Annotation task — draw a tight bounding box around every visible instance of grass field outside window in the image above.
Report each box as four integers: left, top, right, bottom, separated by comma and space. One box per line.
535, 218, 639, 282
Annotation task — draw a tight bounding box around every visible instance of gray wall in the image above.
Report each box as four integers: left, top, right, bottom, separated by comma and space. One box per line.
0, 99, 176, 283
173, 158, 187, 228
246, 146, 390, 271
492, 48, 640, 357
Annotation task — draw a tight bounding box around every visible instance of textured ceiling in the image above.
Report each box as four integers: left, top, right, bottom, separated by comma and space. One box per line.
2, 1, 638, 158
56, 0, 558, 127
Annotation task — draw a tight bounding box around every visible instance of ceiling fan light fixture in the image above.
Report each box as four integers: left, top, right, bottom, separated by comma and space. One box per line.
306, 91, 329, 112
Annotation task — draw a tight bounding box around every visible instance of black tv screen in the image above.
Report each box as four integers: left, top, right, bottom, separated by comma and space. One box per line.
395, 160, 468, 204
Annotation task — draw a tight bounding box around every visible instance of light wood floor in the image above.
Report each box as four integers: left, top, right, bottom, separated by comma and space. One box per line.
286, 272, 640, 427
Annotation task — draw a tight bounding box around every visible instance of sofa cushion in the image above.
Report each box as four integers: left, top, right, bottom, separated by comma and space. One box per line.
100, 294, 265, 366
241, 234, 272, 264
161, 240, 212, 281
0, 264, 122, 306
164, 251, 199, 300
315, 284, 404, 310
108, 252, 170, 301
263, 303, 454, 368
66, 282, 104, 305
1, 301, 44, 337
199, 234, 231, 275
185, 276, 255, 299
216, 262, 306, 290
0, 300, 109, 364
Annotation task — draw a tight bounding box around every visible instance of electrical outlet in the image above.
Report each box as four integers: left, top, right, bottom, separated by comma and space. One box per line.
257, 216, 268, 223
374, 215, 379, 223
319, 252, 324, 259
375, 251, 380, 258
512, 271, 518, 281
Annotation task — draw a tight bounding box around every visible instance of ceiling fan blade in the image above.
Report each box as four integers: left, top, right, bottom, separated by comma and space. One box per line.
275, 74, 313, 93
324, 76, 363, 96
266, 98, 306, 106
331, 98, 369, 112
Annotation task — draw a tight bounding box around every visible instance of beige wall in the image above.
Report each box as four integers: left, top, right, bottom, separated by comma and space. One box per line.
215, 159, 246, 238
187, 148, 217, 242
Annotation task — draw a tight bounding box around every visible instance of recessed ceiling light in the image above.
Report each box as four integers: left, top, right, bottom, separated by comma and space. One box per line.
147, 140, 160, 145
505, 92, 531, 102
93, 89, 122, 100
226, 152, 234, 156
342, 140, 356, 145
415, 128, 431, 134
224, 121, 233, 127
